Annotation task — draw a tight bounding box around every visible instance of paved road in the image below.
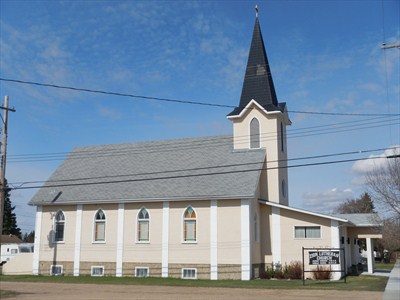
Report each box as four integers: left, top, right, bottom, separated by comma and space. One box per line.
1, 281, 383, 300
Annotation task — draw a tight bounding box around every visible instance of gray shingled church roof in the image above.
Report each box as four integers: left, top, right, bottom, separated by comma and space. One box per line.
29, 136, 266, 205
333, 214, 382, 227
228, 16, 285, 117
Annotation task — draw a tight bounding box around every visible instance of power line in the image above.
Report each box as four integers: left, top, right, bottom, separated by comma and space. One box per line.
9, 146, 398, 187
1, 77, 399, 117
10, 154, 399, 191
7, 120, 399, 164
6, 115, 399, 163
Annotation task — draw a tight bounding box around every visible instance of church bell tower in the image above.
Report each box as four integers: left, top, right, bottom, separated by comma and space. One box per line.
227, 8, 291, 205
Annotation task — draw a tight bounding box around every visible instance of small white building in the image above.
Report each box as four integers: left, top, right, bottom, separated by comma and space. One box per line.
1, 234, 34, 264
1, 234, 23, 264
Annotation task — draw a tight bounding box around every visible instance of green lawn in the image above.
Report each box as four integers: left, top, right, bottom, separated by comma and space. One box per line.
375, 262, 395, 271
0, 274, 388, 292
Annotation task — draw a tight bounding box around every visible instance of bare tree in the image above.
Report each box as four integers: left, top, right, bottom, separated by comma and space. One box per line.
365, 151, 400, 217
375, 217, 400, 262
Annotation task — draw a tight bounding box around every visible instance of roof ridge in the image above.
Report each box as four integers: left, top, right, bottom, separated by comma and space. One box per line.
71, 134, 232, 151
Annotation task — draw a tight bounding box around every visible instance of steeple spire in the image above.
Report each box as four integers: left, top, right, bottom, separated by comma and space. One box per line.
228, 9, 283, 117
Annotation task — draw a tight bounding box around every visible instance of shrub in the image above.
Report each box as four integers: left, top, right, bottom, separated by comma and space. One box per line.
264, 265, 274, 279
262, 261, 303, 280
287, 261, 303, 280
273, 262, 285, 279
313, 266, 332, 280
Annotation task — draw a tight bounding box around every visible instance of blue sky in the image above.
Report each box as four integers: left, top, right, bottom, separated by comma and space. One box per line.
1, 0, 399, 233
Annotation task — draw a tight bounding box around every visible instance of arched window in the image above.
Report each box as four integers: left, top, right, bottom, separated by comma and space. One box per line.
54, 211, 65, 242
250, 118, 260, 148
280, 122, 284, 152
183, 206, 196, 242
282, 179, 286, 198
137, 208, 150, 242
94, 209, 106, 242
254, 213, 258, 241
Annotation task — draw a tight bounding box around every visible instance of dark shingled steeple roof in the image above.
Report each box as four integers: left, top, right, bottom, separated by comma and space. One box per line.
228, 15, 285, 116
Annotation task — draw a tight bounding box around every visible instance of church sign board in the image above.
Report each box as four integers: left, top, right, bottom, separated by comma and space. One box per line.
309, 250, 340, 265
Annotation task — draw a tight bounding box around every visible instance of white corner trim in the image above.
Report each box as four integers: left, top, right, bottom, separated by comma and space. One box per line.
330, 220, 339, 248
366, 237, 374, 274
116, 203, 125, 277
210, 200, 218, 280
241, 199, 251, 280
32, 206, 42, 275
73, 205, 83, 276
162, 201, 169, 277
271, 207, 281, 264
330, 220, 341, 280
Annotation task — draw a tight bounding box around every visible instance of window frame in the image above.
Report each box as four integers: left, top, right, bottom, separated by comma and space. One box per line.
50, 264, 63, 276
249, 117, 261, 149
135, 267, 149, 277
93, 209, 106, 243
294, 226, 321, 239
280, 122, 284, 152
182, 206, 197, 243
53, 210, 66, 243
281, 179, 286, 198
254, 213, 258, 242
91, 266, 105, 277
136, 207, 150, 243
181, 268, 197, 279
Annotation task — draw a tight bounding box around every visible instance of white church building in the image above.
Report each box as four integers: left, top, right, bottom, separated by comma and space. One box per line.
30, 12, 381, 280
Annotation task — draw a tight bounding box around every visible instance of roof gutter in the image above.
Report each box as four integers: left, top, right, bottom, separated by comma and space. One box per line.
258, 199, 349, 223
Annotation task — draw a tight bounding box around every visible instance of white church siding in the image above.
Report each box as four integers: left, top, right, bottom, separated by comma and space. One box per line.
279, 209, 333, 266
35, 199, 249, 279
217, 199, 242, 279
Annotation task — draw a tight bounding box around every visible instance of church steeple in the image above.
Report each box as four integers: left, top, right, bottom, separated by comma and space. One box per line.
228, 9, 282, 117
227, 8, 291, 206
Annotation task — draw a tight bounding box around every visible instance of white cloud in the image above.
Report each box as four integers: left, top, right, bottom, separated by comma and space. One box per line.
324, 93, 356, 111
352, 146, 400, 175
350, 146, 399, 186
302, 187, 354, 213
358, 83, 383, 94
98, 106, 123, 120
193, 14, 211, 34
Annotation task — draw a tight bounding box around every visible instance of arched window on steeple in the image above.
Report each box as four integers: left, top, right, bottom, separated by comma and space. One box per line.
250, 117, 260, 148
280, 122, 284, 152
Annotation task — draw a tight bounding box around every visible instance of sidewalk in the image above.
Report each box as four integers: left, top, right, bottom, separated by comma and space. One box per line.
383, 260, 400, 300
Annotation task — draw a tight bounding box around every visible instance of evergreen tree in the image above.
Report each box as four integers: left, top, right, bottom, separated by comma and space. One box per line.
2, 179, 22, 239
335, 192, 375, 214
22, 230, 35, 243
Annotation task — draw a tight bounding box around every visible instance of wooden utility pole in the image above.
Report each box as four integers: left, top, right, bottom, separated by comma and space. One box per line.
0, 96, 16, 242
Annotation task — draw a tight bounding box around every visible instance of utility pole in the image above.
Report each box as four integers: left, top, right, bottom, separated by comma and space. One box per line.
0, 96, 16, 242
